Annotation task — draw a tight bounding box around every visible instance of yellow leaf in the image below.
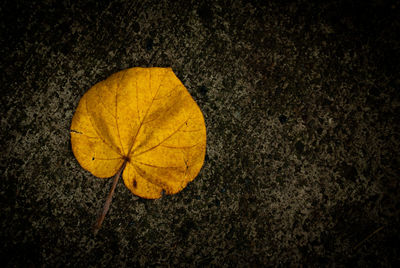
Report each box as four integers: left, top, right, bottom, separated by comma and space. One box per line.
70, 67, 206, 199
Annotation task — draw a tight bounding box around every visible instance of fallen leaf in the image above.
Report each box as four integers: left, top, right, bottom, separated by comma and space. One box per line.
70, 67, 206, 233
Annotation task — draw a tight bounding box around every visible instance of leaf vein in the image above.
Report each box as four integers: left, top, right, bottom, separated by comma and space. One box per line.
85, 96, 123, 156
126, 69, 169, 156
133, 160, 185, 170
132, 164, 170, 190
115, 72, 126, 155
133, 118, 189, 157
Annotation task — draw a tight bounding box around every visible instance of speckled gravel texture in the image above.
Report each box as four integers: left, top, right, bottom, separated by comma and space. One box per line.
1, 0, 400, 266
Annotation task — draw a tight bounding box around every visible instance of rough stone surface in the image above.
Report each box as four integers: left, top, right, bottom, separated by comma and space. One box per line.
1, 0, 399, 266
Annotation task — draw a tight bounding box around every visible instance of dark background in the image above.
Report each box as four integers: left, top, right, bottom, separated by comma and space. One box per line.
1, 0, 399, 266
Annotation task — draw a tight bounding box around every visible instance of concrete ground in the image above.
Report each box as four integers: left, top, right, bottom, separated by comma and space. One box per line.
1, 0, 399, 266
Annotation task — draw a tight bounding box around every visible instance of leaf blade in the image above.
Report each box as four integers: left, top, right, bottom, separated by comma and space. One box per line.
70, 67, 206, 199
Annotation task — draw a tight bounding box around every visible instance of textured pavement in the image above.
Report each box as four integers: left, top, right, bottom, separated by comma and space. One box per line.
1, 0, 399, 266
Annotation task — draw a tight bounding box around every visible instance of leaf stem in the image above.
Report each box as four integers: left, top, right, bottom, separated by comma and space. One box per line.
93, 160, 127, 235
